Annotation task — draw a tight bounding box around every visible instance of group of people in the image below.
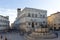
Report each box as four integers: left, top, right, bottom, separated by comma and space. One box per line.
0, 35, 7, 40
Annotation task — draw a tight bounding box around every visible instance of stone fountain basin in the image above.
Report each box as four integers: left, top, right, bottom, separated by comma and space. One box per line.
24, 32, 58, 40
30, 32, 57, 38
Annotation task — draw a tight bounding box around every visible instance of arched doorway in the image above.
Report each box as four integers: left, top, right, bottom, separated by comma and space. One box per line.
32, 22, 34, 28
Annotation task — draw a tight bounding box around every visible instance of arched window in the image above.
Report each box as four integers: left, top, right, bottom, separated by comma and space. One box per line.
40, 14, 42, 18
35, 22, 37, 25
39, 22, 42, 25
32, 14, 34, 17
28, 13, 30, 17
43, 15, 45, 18
35, 14, 37, 17
43, 21, 45, 23
28, 22, 30, 25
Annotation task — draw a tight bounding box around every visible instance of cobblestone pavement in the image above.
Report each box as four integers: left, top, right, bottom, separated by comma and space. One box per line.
42, 31, 60, 40
0, 31, 60, 40
0, 32, 25, 40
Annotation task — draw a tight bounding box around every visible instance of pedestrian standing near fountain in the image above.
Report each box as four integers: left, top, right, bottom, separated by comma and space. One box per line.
4, 36, 7, 40
0, 35, 3, 40
1, 35, 2, 39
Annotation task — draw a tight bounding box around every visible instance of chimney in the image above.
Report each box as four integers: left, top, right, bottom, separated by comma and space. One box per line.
17, 8, 21, 11
17, 8, 21, 18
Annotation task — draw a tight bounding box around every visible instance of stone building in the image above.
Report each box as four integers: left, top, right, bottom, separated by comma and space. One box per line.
48, 12, 60, 30
14, 7, 47, 32
0, 15, 10, 30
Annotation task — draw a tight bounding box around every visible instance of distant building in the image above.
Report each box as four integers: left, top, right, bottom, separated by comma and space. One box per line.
11, 23, 14, 29
14, 7, 47, 32
0, 15, 10, 30
48, 12, 60, 30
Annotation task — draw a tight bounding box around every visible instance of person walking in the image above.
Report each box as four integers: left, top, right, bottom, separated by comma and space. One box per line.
5, 37, 7, 40
1, 35, 2, 39
0, 35, 3, 40
4, 36, 7, 40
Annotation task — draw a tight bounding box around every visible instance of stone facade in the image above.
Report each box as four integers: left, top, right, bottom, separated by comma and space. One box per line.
14, 7, 47, 32
48, 12, 60, 30
0, 15, 10, 30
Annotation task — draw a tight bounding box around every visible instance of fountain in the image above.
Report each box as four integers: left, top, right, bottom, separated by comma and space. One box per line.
24, 26, 58, 40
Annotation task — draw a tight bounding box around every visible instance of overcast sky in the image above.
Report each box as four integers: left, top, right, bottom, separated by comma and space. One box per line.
0, 0, 60, 24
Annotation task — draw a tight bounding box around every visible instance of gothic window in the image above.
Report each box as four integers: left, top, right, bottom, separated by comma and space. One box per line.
54, 24, 56, 25
39, 22, 42, 25
43, 21, 45, 23
35, 14, 37, 17
28, 22, 30, 25
28, 13, 30, 17
59, 24, 60, 25
43, 15, 45, 18
35, 22, 37, 25
32, 14, 34, 17
40, 14, 42, 18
